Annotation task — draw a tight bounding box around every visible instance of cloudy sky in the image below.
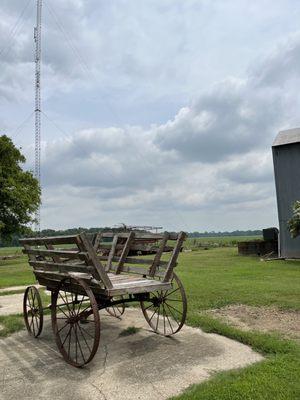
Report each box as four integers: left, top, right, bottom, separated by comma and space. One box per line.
2, 0, 300, 231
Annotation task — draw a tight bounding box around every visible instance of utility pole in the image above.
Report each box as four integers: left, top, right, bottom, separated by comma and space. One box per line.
34, 0, 42, 233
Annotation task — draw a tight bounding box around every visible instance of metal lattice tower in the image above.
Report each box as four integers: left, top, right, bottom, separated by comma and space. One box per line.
34, 0, 42, 233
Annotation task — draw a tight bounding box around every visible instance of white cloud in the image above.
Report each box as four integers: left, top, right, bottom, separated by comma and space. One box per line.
3, 1, 300, 230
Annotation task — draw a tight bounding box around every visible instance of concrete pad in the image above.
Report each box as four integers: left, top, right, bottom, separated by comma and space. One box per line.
0, 293, 24, 315
0, 285, 42, 294
0, 289, 49, 316
0, 309, 263, 400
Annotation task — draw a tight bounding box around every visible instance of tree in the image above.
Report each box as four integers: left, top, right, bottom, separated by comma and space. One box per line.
288, 201, 300, 238
0, 135, 40, 240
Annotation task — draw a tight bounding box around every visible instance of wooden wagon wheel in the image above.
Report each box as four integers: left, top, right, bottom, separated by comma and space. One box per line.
23, 286, 44, 338
51, 277, 100, 367
140, 273, 187, 336
105, 296, 125, 318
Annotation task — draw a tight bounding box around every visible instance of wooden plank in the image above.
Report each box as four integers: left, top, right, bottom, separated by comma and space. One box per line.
20, 235, 78, 245
45, 243, 61, 263
149, 232, 169, 277
34, 270, 99, 284
78, 233, 113, 289
23, 248, 87, 260
115, 232, 135, 274
29, 261, 94, 274
100, 232, 179, 240
105, 234, 118, 272
163, 231, 186, 282
98, 255, 168, 266
34, 272, 106, 295
93, 232, 102, 251
107, 281, 172, 296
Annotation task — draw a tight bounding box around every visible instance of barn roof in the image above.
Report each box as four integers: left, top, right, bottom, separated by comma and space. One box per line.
273, 128, 300, 147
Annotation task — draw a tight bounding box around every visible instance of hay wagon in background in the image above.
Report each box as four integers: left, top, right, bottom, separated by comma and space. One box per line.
20, 231, 187, 367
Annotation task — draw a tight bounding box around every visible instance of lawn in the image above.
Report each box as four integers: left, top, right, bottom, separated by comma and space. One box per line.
172, 247, 300, 400
0, 239, 300, 399
0, 254, 35, 288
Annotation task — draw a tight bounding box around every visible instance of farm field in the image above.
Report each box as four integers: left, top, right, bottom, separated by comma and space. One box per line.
0, 238, 299, 399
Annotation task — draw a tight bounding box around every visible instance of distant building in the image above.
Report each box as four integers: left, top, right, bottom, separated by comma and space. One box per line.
272, 128, 300, 258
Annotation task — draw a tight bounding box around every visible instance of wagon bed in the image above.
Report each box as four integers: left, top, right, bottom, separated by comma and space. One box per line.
20, 231, 187, 367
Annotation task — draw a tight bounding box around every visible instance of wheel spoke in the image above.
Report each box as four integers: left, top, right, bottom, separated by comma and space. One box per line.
148, 306, 159, 323
165, 302, 180, 326
57, 305, 70, 319
77, 323, 92, 353
75, 324, 86, 364
57, 322, 69, 334
155, 305, 161, 332
165, 302, 183, 316
163, 287, 180, 299
62, 325, 72, 346
164, 305, 174, 334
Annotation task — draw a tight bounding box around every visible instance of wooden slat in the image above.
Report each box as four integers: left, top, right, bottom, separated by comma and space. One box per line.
100, 232, 179, 240
93, 232, 102, 251
105, 234, 118, 272
149, 232, 169, 277
29, 261, 93, 274
23, 248, 87, 260
98, 255, 168, 266
163, 231, 186, 282
45, 243, 61, 263
79, 233, 113, 289
20, 235, 78, 245
115, 231, 135, 274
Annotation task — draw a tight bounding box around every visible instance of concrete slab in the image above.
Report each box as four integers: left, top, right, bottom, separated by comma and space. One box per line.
0, 285, 42, 294
0, 293, 24, 315
0, 309, 263, 400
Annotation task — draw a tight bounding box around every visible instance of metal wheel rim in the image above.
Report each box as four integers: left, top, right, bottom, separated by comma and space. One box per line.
140, 273, 187, 336
51, 277, 100, 367
23, 286, 43, 338
105, 296, 125, 318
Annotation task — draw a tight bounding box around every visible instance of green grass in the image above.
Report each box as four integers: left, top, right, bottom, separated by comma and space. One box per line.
0, 254, 36, 288
119, 326, 141, 337
0, 314, 24, 337
171, 248, 300, 400
185, 235, 262, 250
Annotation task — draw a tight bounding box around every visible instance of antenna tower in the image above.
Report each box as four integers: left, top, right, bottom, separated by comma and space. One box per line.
34, 0, 42, 233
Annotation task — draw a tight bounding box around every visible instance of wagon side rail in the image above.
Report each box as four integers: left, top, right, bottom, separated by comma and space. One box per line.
20, 232, 113, 290
94, 230, 186, 281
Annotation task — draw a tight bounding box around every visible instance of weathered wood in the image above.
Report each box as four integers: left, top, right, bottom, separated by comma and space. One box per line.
93, 232, 102, 251
79, 233, 113, 289
163, 231, 186, 282
29, 260, 93, 274
98, 255, 167, 266
20, 235, 79, 245
100, 232, 179, 240
105, 234, 119, 272
45, 243, 61, 263
149, 232, 169, 277
23, 248, 88, 260
115, 231, 135, 274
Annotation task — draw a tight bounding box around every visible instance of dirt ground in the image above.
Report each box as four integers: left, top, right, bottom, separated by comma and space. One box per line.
0, 308, 263, 400
208, 304, 300, 340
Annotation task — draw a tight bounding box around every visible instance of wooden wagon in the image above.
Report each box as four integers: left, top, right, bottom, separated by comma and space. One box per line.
20, 231, 187, 367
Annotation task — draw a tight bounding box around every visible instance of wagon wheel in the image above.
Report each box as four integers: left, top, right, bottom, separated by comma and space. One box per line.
23, 286, 44, 338
140, 273, 187, 336
105, 296, 125, 318
51, 277, 100, 367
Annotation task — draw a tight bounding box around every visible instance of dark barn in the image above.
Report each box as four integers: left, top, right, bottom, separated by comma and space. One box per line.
272, 128, 300, 258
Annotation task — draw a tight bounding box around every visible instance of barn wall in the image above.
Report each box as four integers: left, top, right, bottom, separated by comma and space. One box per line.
272, 143, 300, 258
